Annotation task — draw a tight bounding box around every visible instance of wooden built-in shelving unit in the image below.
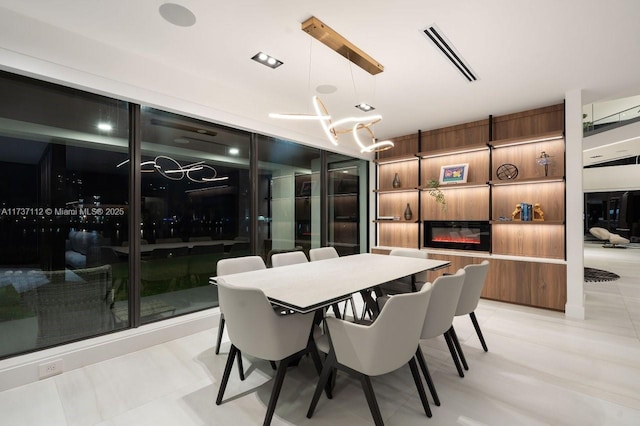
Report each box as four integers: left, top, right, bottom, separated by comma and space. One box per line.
373, 105, 567, 311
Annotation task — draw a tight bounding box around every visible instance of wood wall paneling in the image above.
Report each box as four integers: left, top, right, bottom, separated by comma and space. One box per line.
421, 186, 490, 221
371, 247, 391, 255
425, 254, 482, 282
378, 160, 419, 190
492, 104, 564, 140
421, 119, 490, 151
529, 263, 567, 310
491, 223, 565, 259
377, 222, 419, 248
426, 254, 566, 311
376, 133, 419, 160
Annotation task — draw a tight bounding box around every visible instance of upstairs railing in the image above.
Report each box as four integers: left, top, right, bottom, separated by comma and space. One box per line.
584, 103, 640, 136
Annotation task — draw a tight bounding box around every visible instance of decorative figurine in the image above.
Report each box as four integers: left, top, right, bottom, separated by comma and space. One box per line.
511, 204, 522, 220
533, 203, 545, 221
537, 151, 551, 176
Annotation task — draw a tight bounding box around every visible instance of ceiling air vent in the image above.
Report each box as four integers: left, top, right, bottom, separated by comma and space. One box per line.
423, 25, 478, 82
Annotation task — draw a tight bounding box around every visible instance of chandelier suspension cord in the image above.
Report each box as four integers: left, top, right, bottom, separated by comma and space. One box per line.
347, 51, 360, 102
308, 38, 313, 95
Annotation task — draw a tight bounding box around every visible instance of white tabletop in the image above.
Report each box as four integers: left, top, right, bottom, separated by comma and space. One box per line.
213, 253, 450, 313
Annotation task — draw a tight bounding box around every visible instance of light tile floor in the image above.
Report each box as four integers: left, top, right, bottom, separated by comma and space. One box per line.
1, 244, 639, 425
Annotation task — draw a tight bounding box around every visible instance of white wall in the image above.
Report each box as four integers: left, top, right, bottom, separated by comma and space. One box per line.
584, 164, 640, 192
565, 89, 585, 319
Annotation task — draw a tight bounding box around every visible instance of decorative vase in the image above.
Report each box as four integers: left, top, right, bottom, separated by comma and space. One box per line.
392, 173, 401, 188
404, 203, 413, 221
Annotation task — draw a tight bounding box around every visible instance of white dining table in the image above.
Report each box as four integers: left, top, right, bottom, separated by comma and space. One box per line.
212, 253, 450, 314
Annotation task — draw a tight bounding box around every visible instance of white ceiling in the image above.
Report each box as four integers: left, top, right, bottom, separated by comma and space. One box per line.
1, 0, 640, 162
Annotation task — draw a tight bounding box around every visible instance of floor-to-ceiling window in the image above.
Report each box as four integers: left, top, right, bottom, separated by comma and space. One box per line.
256, 136, 321, 263
0, 70, 370, 359
327, 154, 368, 255
0, 71, 129, 357
135, 107, 251, 324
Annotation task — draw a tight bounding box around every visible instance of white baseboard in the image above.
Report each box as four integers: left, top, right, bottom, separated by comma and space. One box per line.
0, 308, 220, 393
565, 303, 586, 320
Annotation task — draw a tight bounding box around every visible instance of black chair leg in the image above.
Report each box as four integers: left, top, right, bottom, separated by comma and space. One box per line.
215, 314, 225, 355
470, 312, 488, 352
237, 349, 245, 381
263, 352, 300, 426
359, 374, 384, 426
444, 331, 464, 378
270, 361, 277, 370
408, 357, 432, 417
415, 348, 440, 406
449, 326, 468, 371
216, 344, 238, 405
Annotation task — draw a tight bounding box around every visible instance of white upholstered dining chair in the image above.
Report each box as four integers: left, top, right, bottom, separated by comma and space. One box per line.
270, 250, 309, 267
307, 283, 434, 425
308, 246, 339, 261
415, 268, 466, 407
215, 279, 321, 426
378, 248, 430, 295
448, 260, 490, 373
215, 256, 266, 359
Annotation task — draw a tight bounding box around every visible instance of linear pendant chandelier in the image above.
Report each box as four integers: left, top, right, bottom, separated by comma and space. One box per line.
301, 16, 384, 76
269, 17, 393, 153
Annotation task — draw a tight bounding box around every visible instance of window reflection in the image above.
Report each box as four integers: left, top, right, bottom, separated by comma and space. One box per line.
257, 136, 321, 264
138, 108, 251, 324
328, 154, 368, 255
0, 70, 370, 360
0, 71, 129, 357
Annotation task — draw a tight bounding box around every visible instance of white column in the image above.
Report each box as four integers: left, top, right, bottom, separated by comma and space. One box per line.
565, 89, 585, 319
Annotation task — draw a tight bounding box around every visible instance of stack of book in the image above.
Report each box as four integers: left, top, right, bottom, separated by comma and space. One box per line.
520, 202, 533, 221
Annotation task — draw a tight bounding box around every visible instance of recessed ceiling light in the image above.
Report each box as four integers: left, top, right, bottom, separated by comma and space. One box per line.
229, 148, 240, 155
355, 103, 375, 112
159, 3, 196, 27
97, 123, 113, 131
251, 52, 283, 69
316, 84, 337, 94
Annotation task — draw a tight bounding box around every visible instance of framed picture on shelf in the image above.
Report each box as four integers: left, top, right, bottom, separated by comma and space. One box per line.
439, 163, 469, 184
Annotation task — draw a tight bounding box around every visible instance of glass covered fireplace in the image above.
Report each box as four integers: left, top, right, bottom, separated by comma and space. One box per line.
423, 221, 490, 252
